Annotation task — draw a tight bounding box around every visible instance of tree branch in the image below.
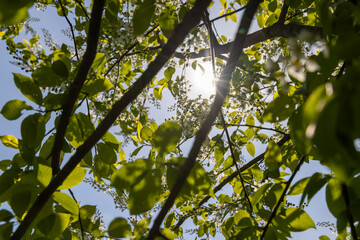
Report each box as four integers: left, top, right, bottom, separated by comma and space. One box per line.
147, 1, 262, 238
220, 112, 253, 212
50, 0, 106, 176
58, 0, 79, 61
10, 0, 214, 238
341, 183, 359, 240
172, 134, 290, 231
260, 155, 306, 240
217, 123, 288, 135
174, 24, 323, 59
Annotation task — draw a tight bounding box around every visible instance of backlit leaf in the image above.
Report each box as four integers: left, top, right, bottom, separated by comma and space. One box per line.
58, 167, 86, 190
0, 135, 19, 149
133, 0, 156, 35
13, 73, 42, 105
108, 217, 131, 238
1, 100, 32, 120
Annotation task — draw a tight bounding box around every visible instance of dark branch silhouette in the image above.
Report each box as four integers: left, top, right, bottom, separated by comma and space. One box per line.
51, 0, 106, 176
172, 134, 290, 231
260, 155, 306, 240
10, 0, 215, 238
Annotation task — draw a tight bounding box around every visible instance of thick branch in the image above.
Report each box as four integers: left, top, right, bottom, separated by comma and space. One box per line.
10, 1, 214, 239
174, 24, 323, 59
147, 1, 262, 238
51, 0, 106, 175
261, 155, 306, 240
173, 134, 290, 231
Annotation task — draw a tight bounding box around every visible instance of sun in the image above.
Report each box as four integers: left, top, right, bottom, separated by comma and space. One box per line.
188, 61, 216, 97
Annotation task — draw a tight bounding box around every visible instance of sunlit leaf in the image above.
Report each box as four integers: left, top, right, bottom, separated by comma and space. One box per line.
128, 168, 162, 214
1, 100, 32, 120
108, 217, 131, 238
13, 73, 42, 105
53, 192, 79, 216
133, 0, 156, 35
58, 167, 86, 190
0, 135, 19, 149
153, 121, 182, 157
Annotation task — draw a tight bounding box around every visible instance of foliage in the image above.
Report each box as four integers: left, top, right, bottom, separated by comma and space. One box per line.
0, 0, 360, 239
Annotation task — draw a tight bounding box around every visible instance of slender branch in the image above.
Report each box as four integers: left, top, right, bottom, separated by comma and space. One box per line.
220, 112, 253, 212
174, 24, 324, 60
68, 189, 84, 240
148, 1, 262, 238
217, 123, 287, 135
260, 155, 306, 240
50, 0, 106, 176
10, 1, 213, 239
198, 5, 247, 28
104, 25, 159, 77
74, 0, 90, 20
59, 0, 79, 61
172, 134, 290, 231
341, 184, 359, 240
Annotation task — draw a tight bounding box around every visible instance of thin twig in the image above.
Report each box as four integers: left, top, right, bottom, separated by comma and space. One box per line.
260, 155, 306, 240
59, 0, 79, 61
217, 123, 287, 135
172, 134, 290, 231
68, 189, 85, 240
341, 184, 359, 240
74, 0, 90, 20
104, 25, 159, 77
220, 112, 253, 212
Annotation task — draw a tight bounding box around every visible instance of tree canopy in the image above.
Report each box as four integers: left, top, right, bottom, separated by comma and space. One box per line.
0, 0, 360, 239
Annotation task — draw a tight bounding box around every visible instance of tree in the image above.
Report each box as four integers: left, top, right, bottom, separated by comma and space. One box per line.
0, 0, 359, 239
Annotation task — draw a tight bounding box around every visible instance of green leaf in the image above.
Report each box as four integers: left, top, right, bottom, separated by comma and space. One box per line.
36, 163, 52, 187
102, 131, 120, 151
65, 113, 94, 148
167, 158, 213, 198
37, 213, 71, 238
153, 121, 182, 157
159, 5, 178, 38
0, 0, 35, 25
285, 207, 316, 232
300, 172, 329, 205
9, 189, 33, 217
91, 53, 106, 73
0, 135, 19, 149
164, 67, 175, 80
264, 140, 282, 171
0, 210, 13, 222
246, 114, 255, 125
111, 159, 152, 193
13, 73, 42, 105
108, 217, 131, 238
246, 142, 255, 156
251, 183, 272, 205
58, 167, 86, 190
83, 76, 114, 95
52, 60, 69, 79
133, 0, 156, 36
326, 178, 346, 217
128, 168, 162, 214
234, 210, 254, 226
319, 235, 331, 240
21, 113, 46, 149
289, 177, 311, 196
263, 94, 296, 122
140, 126, 153, 142
0, 168, 21, 197
1, 100, 32, 120
32, 66, 63, 88
97, 142, 117, 164
53, 192, 79, 216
